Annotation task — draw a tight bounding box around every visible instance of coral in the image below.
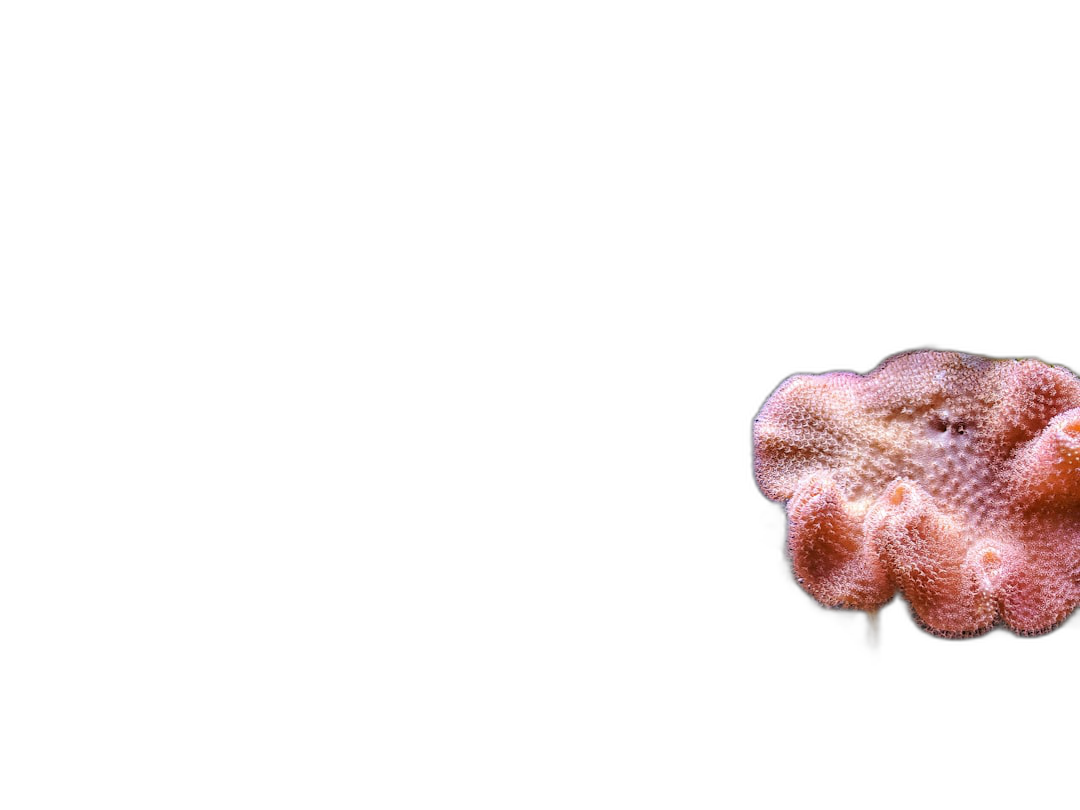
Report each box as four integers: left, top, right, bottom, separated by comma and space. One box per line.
753, 350, 1080, 637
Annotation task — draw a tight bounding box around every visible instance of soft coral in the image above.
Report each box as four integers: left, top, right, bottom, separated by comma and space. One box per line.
754, 350, 1080, 637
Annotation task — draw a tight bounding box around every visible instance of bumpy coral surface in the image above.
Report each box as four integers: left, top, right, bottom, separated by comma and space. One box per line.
753, 350, 1080, 637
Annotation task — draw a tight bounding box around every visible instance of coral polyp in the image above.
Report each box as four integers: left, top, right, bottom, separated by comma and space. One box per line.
753, 350, 1080, 637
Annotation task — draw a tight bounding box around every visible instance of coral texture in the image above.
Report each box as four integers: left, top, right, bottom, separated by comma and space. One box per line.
753, 350, 1080, 637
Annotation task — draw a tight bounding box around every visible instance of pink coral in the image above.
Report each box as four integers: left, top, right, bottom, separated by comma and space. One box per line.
753, 350, 1080, 637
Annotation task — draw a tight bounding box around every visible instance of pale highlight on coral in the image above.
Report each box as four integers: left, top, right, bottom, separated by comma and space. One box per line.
753, 350, 1080, 637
